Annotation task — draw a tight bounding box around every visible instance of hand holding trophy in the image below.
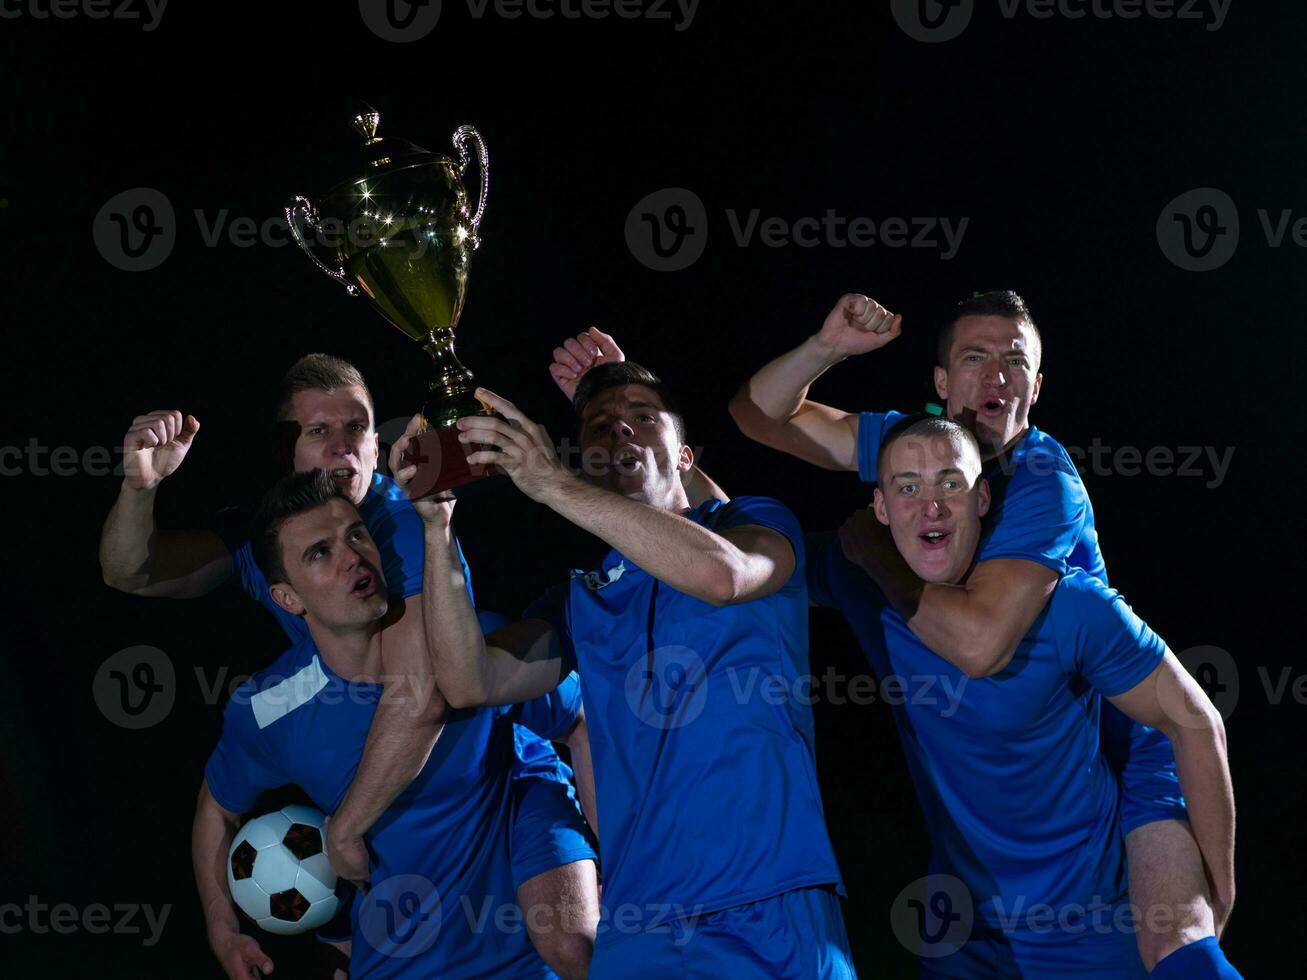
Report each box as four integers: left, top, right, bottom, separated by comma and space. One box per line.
286, 103, 493, 497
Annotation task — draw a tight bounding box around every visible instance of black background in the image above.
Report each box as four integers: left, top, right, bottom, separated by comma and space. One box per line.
2, 1, 1302, 976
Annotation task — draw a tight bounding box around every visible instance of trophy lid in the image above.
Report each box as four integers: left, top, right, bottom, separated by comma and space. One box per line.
349, 102, 446, 174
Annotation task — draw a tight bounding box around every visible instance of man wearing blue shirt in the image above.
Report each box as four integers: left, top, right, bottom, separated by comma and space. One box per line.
101, 354, 598, 977
196, 468, 584, 979
730, 292, 1238, 975
805, 414, 1234, 977
403, 364, 856, 978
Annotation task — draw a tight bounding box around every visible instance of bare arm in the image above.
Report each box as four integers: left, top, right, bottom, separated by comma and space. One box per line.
728, 295, 901, 471
1109, 653, 1236, 934
461, 390, 795, 607
192, 781, 275, 979
683, 465, 728, 507
100, 485, 233, 596
100, 410, 234, 597
838, 509, 1058, 678
328, 589, 448, 886
560, 707, 598, 840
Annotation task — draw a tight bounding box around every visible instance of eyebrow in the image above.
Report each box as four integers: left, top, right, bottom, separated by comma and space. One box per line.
586, 401, 661, 423
299, 521, 367, 562
891, 468, 966, 481
960, 345, 1028, 356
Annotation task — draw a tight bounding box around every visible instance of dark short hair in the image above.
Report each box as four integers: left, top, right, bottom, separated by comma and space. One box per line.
250, 469, 350, 586
270, 353, 375, 475
572, 361, 687, 444
876, 413, 984, 483
937, 290, 1042, 369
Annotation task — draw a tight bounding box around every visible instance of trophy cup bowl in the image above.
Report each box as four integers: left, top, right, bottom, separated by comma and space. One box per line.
285, 104, 493, 497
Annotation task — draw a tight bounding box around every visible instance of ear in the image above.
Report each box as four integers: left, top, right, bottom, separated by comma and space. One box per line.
1029, 372, 1043, 406
677, 443, 694, 473
872, 487, 890, 526
371, 429, 381, 458
976, 477, 991, 518
934, 365, 948, 400
269, 582, 305, 617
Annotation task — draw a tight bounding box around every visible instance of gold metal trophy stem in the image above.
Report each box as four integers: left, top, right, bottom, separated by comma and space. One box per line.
420, 327, 483, 427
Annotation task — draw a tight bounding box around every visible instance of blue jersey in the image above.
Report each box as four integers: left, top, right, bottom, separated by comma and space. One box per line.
205, 638, 582, 978
856, 411, 1186, 832
808, 537, 1166, 928
526, 497, 845, 916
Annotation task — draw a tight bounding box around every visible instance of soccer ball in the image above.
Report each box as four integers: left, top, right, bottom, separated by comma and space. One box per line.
227, 804, 341, 935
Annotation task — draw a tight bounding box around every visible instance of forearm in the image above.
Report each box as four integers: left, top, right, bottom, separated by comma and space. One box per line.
192, 796, 240, 940
538, 474, 753, 605
423, 519, 496, 707
100, 483, 159, 590
1169, 724, 1236, 910
333, 685, 444, 839
563, 719, 599, 841
733, 334, 845, 425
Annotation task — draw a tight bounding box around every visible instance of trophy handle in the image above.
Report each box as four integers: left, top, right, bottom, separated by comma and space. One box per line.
452, 125, 489, 250
284, 195, 359, 296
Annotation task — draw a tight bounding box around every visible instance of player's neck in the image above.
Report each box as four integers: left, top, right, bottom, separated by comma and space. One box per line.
306, 619, 385, 683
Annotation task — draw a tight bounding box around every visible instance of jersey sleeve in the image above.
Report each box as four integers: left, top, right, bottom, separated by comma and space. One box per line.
1059, 577, 1168, 698
521, 583, 578, 677
976, 452, 1089, 576
506, 671, 584, 742
855, 410, 908, 483
203, 688, 287, 815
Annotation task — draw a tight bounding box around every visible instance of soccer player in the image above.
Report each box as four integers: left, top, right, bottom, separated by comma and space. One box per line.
195, 469, 588, 979
803, 413, 1235, 978
729, 292, 1238, 974
401, 366, 856, 978
100, 354, 598, 977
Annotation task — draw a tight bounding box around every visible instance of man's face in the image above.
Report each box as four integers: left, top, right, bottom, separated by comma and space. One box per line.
288, 386, 379, 506
270, 497, 389, 631
578, 384, 692, 501
934, 316, 1043, 453
874, 433, 990, 585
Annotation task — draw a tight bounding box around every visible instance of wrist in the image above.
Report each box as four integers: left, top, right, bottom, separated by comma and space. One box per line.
803, 333, 848, 370
119, 479, 159, 501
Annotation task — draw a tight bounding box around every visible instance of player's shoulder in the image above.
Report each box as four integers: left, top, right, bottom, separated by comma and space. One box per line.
1046, 569, 1135, 638
223, 637, 326, 729
363, 472, 413, 513
1009, 426, 1081, 481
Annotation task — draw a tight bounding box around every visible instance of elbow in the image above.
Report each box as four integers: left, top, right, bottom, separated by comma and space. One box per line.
957, 640, 1013, 680
439, 679, 491, 711
727, 389, 778, 447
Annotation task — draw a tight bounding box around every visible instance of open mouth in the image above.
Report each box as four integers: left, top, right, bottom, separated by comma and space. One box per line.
918, 529, 951, 551
613, 447, 642, 475
980, 399, 1006, 418
350, 574, 377, 598
329, 467, 357, 483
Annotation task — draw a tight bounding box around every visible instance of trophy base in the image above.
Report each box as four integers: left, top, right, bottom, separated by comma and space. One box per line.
401, 425, 498, 499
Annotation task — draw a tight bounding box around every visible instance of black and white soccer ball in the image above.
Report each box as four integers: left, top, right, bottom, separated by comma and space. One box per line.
227, 804, 340, 935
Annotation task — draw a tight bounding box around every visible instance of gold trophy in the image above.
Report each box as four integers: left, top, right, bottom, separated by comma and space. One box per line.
286, 103, 492, 496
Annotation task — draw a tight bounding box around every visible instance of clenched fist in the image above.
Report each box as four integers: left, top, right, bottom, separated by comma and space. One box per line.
813, 294, 903, 360
121, 410, 200, 491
